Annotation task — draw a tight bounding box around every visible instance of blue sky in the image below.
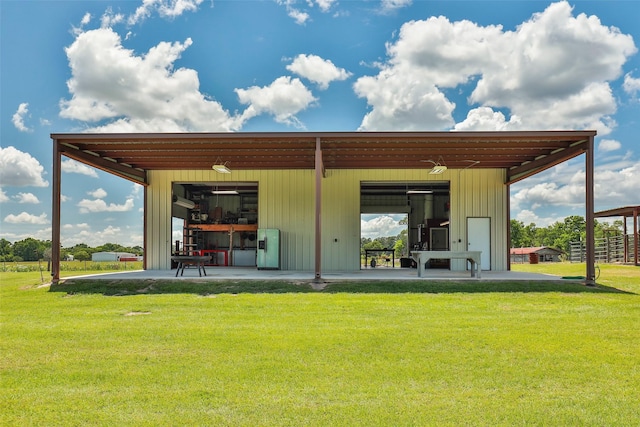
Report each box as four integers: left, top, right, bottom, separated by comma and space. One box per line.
1, 0, 639, 246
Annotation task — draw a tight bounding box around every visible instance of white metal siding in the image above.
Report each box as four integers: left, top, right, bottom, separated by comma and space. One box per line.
451, 168, 508, 271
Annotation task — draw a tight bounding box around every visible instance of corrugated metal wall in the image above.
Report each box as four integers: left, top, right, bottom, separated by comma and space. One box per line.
146, 168, 507, 272
450, 168, 508, 271
147, 169, 314, 270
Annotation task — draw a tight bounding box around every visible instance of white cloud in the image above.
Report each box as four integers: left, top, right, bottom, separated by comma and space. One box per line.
101, 8, 124, 28
276, 0, 340, 22
623, 72, 640, 97
454, 107, 521, 131
129, 0, 203, 25
380, 0, 412, 13
88, 188, 108, 199
354, 69, 456, 130
515, 209, 564, 228
4, 212, 49, 225
81, 12, 91, 26
315, 0, 338, 13
77, 197, 135, 213
14, 193, 40, 204
0, 188, 9, 203
0, 146, 49, 187
594, 161, 640, 208
236, 76, 317, 127
355, 1, 636, 133
469, 1, 635, 134
511, 159, 640, 222
12, 103, 32, 132
286, 54, 352, 90
61, 159, 99, 177
63, 223, 91, 230
512, 180, 585, 212
361, 215, 405, 238
276, 0, 310, 25
63, 225, 122, 247
60, 27, 240, 132
598, 139, 622, 152
71, 13, 92, 36
60, 224, 142, 248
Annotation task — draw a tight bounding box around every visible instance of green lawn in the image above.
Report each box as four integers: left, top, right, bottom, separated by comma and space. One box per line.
1, 263, 639, 425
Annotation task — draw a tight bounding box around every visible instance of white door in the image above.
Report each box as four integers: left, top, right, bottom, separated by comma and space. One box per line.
467, 217, 491, 270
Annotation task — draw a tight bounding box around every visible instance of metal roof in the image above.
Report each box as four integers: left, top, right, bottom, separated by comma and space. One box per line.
51, 130, 596, 185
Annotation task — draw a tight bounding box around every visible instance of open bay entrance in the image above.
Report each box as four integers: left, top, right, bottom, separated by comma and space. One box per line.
360, 213, 408, 268
360, 182, 451, 270
172, 182, 259, 267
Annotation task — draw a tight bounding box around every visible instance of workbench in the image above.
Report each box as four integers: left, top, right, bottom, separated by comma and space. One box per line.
410, 251, 482, 278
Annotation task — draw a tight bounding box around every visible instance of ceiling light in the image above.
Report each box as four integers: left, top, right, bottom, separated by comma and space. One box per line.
172, 195, 195, 209
212, 190, 239, 195
212, 163, 231, 173
406, 190, 434, 194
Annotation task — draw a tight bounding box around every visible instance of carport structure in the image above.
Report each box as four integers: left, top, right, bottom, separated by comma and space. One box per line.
50, 130, 597, 283
595, 205, 640, 266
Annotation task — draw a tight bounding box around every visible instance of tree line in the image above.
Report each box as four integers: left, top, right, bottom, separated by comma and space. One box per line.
510, 215, 625, 255
362, 215, 626, 259
0, 238, 143, 263
361, 229, 409, 258
1, 215, 625, 263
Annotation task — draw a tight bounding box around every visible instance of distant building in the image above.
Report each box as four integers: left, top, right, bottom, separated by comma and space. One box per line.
510, 247, 564, 263
91, 251, 140, 262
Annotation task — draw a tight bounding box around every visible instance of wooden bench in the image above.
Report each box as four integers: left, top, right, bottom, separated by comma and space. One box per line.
171, 255, 211, 277
410, 251, 482, 278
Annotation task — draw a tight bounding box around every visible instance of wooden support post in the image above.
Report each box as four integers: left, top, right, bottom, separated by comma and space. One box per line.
623, 218, 628, 263
506, 181, 511, 271
314, 137, 322, 281
51, 139, 62, 284
634, 207, 639, 266
585, 135, 596, 285
143, 186, 148, 270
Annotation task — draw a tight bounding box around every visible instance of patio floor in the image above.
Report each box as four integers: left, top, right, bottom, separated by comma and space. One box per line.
63, 266, 572, 282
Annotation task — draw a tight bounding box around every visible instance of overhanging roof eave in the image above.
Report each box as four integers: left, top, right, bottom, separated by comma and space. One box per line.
50, 130, 597, 177
595, 206, 640, 218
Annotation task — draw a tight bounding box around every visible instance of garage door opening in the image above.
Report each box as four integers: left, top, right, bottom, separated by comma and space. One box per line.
172, 182, 258, 267
361, 213, 408, 268
361, 181, 450, 269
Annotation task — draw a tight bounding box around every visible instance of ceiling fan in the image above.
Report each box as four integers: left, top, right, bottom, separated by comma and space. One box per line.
421, 158, 480, 173
420, 157, 447, 174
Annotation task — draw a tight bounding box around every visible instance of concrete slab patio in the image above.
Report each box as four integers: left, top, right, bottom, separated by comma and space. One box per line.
60, 266, 574, 282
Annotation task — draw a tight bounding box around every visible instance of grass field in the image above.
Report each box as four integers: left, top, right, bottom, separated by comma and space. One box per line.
1, 262, 639, 425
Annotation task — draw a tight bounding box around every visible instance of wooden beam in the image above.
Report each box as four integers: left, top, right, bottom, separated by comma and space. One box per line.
60, 145, 148, 185
506, 141, 587, 184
